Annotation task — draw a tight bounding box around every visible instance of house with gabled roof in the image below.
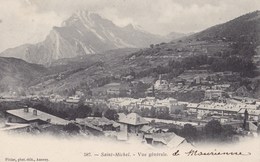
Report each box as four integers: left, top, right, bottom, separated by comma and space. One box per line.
5, 108, 69, 126
118, 113, 149, 133
144, 132, 192, 148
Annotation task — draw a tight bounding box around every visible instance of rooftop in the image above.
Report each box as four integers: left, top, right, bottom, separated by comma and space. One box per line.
118, 113, 149, 126
140, 125, 153, 133
145, 132, 186, 148
6, 108, 69, 125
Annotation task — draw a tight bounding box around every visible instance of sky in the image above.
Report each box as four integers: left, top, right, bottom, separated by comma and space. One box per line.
0, 0, 260, 52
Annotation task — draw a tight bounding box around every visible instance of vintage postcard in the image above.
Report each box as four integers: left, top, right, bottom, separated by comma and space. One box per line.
0, 0, 259, 162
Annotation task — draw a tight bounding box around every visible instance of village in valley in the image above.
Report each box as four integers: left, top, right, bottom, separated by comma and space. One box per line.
0, 68, 259, 149
0, 2, 260, 152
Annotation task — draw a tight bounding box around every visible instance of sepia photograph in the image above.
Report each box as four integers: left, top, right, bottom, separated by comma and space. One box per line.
0, 0, 259, 162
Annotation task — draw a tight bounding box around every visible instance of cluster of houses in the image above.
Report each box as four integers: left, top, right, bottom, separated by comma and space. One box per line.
116, 113, 191, 148
40, 70, 239, 103
187, 101, 260, 122
0, 107, 191, 148
1, 91, 259, 145
106, 97, 178, 112
85, 95, 260, 134
145, 71, 241, 101
85, 95, 260, 122
0, 70, 259, 145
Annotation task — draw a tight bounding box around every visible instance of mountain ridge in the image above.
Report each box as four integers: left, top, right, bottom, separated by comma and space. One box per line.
0, 57, 47, 94
1, 10, 260, 97
0, 10, 175, 65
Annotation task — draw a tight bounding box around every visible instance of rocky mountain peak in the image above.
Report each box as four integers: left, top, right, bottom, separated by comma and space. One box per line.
1, 10, 168, 65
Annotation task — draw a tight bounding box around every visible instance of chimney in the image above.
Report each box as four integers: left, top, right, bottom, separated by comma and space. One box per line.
33, 109, 37, 116
24, 108, 29, 113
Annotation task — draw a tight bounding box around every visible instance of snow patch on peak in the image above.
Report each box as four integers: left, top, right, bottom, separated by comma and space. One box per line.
133, 24, 145, 31
124, 23, 147, 33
